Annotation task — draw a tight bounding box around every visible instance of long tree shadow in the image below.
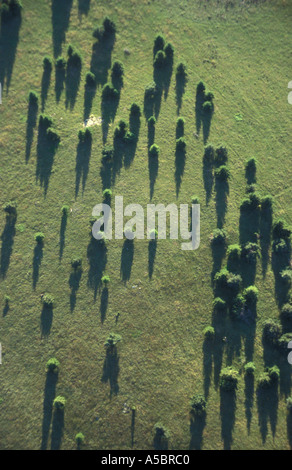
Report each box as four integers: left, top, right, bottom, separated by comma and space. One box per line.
32, 241, 43, 290
120, 239, 134, 283
220, 389, 236, 450
124, 107, 141, 168
40, 304, 53, 337
41, 371, 58, 450
55, 60, 66, 103
100, 286, 108, 323
0, 6, 22, 93
147, 120, 155, 149
259, 202, 273, 278
41, 62, 52, 112
202, 108, 213, 144
257, 383, 279, 444
112, 132, 125, 185
244, 373, 254, 434
90, 27, 115, 88
102, 349, 120, 397
144, 82, 162, 121
203, 337, 214, 398
153, 428, 169, 451
36, 117, 59, 195
51, 0, 73, 58
215, 178, 229, 229
272, 240, 291, 307
75, 132, 92, 197
175, 68, 187, 115
69, 268, 82, 312
174, 145, 186, 197
65, 52, 82, 110
148, 151, 159, 200
189, 414, 206, 450
148, 239, 157, 279
59, 212, 68, 260
51, 408, 64, 450
212, 313, 227, 389
211, 241, 226, 282
195, 85, 205, 136
25, 95, 38, 162
87, 237, 107, 300
2, 298, 10, 317
101, 90, 120, 144
239, 205, 260, 246
0, 213, 16, 278
100, 151, 113, 191
131, 407, 136, 448
203, 156, 214, 206
84, 80, 96, 121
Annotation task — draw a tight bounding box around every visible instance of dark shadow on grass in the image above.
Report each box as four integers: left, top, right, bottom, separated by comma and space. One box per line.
203, 157, 214, 205
124, 110, 140, 169
0, 9, 22, 93
131, 407, 136, 448
90, 32, 115, 88
175, 71, 187, 115
100, 286, 108, 323
202, 109, 213, 144
78, 0, 91, 16
195, 88, 205, 135
65, 55, 82, 110
69, 268, 82, 312
0, 214, 16, 278
51, 0, 73, 58
189, 414, 206, 450
148, 239, 157, 279
239, 206, 260, 246
215, 178, 229, 229
244, 374, 254, 434
75, 133, 92, 197
153, 429, 169, 451
87, 237, 107, 300
55, 64, 66, 103
211, 242, 226, 282
25, 98, 38, 162
41, 65, 52, 112
212, 314, 227, 389
144, 83, 162, 121
272, 240, 291, 307
220, 389, 236, 450
59, 212, 68, 260
174, 146, 186, 197
100, 154, 113, 191
120, 239, 134, 283
51, 409, 64, 450
101, 93, 120, 145
203, 338, 213, 398
41, 371, 58, 450
148, 152, 159, 201
2, 300, 10, 317
84, 82, 97, 121
102, 349, 119, 397
147, 122, 155, 149
40, 305, 53, 337
32, 242, 43, 289
259, 204, 273, 278
36, 118, 59, 195
256, 383, 279, 444
112, 131, 125, 185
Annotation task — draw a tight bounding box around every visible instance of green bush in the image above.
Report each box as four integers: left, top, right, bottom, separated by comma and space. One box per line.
210, 228, 227, 245
71, 257, 82, 270
244, 362, 256, 376
245, 157, 257, 172
103, 188, 112, 201
42, 294, 54, 308
153, 422, 170, 439
130, 102, 141, 117
191, 196, 200, 205
28, 91, 38, 105
202, 101, 213, 114
176, 117, 185, 133
213, 297, 226, 313
278, 333, 292, 351
241, 242, 260, 263
266, 365, 280, 382
196, 80, 206, 95
111, 60, 124, 80
75, 432, 85, 446
231, 294, 245, 320
46, 358, 60, 374
78, 127, 92, 142
34, 232, 45, 244
204, 91, 214, 102
227, 244, 241, 261
204, 326, 215, 340
85, 71, 96, 87
67, 44, 82, 67
227, 273, 242, 294
102, 145, 114, 160
220, 367, 238, 391
214, 268, 230, 289
43, 56, 53, 71
102, 83, 118, 101
214, 165, 230, 181
263, 320, 282, 345
243, 285, 259, 305
261, 195, 273, 210
281, 303, 292, 321
148, 116, 156, 128
176, 62, 187, 77
272, 238, 290, 254
273, 219, 291, 240
154, 50, 166, 68
61, 205, 70, 216
104, 333, 122, 351
215, 146, 228, 165
101, 275, 110, 285
149, 144, 160, 158
203, 144, 215, 163
153, 34, 165, 55
3, 201, 17, 216
257, 373, 272, 389
55, 56, 66, 69
164, 42, 174, 62
190, 394, 207, 417
53, 396, 66, 411
176, 137, 186, 152
280, 268, 292, 284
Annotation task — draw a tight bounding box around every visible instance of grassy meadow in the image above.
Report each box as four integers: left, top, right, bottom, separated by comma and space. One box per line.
0, 0, 292, 450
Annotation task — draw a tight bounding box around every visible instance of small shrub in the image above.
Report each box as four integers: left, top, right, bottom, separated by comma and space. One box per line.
130, 102, 141, 117
67, 45, 82, 67
103, 17, 116, 36
191, 196, 200, 205
111, 60, 124, 80
244, 362, 256, 376
266, 365, 280, 382
28, 91, 38, 105
278, 333, 292, 351
34, 232, 45, 244
102, 145, 114, 160
244, 285, 259, 305
273, 219, 291, 240
101, 275, 110, 285
46, 358, 60, 374
214, 165, 230, 181
149, 229, 158, 240
53, 396, 66, 411
203, 144, 215, 163
257, 373, 272, 389
190, 394, 207, 417
280, 268, 292, 284
213, 297, 226, 313
272, 238, 290, 254
148, 116, 156, 127
153, 34, 165, 55
164, 42, 174, 62
61, 205, 70, 216
154, 50, 166, 68
153, 422, 170, 440
202, 101, 213, 114
55, 56, 66, 69
196, 81, 206, 95
204, 326, 215, 340
3, 201, 17, 216
220, 367, 238, 391
176, 137, 186, 152
71, 257, 82, 270
103, 188, 112, 201
78, 127, 92, 142
104, 333, 122, 351
42, 294, 54, 308
75, 432, 85, 446
226, 273, 242, 294
176, 117, 185, 133
85, 71, 96, 87
210, 228, 227, 245
241, 242, 260, 263
102, 83, 118, 101
204, 91, 214, 102
227, 244, 241, 261
261, 195, 273, 210
245, 157, 257, 172
263, 320, 282, 345
149, 144, 160, 158
43, 56, 53, 71
215, 146, 228, 165
231, 294, 245, 320
281, 303, 292, 321
214, 268, 230, 289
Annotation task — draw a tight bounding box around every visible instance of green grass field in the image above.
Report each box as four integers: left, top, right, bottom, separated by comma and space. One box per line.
0, 0, 292, 450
